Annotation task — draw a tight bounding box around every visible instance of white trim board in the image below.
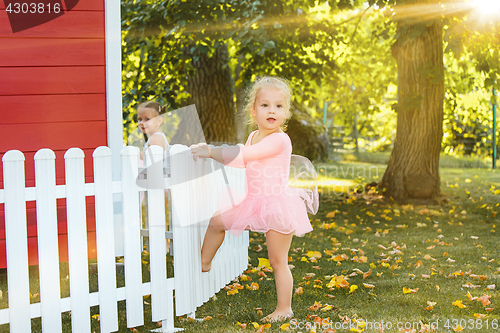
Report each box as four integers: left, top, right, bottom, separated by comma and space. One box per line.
104, 0, 125, 256
105, 0, 123, 181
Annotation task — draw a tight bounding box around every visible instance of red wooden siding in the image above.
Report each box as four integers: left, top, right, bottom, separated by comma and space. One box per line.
0, 11, 105, 38
0, 39, 106, 67
0, 0, 104, 11
0, 121, 106, 148
0, 94, 106, 124
0, 0, 108, 268
0, 67, 106, 95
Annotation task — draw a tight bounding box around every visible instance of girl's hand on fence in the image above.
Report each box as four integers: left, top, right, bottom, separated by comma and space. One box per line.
190, 143, 210, 161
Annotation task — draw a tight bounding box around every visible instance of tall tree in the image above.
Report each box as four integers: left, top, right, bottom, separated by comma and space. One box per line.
184, 44, 236, 144
379, 7, 444, 200
375, 0, 500, 200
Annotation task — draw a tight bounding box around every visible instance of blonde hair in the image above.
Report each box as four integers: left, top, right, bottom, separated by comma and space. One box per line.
137, 101, 167, 116
244, 76, 293, 130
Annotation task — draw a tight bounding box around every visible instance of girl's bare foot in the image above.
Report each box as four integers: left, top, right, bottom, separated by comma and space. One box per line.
201, 262, 211, 272
261, 310, 293, 322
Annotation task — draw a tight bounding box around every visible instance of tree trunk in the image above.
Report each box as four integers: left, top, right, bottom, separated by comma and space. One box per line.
182, 43, 237, 145
234, 54, 248, 144
379, 17, 444, 201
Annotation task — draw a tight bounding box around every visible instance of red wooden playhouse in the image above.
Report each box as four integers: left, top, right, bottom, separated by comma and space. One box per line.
0, 0, 123, 268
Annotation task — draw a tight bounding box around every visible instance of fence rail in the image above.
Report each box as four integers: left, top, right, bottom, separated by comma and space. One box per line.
0, 145, 248, 333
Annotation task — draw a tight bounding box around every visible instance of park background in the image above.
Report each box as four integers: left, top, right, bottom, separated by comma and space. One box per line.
125, 0, 497, 331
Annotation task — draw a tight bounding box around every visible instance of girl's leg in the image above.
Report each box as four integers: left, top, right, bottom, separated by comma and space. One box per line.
264, 230, 294, 320
201, 210, 226, 272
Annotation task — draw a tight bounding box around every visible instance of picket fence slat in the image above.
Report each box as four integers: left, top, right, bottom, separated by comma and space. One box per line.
4, 184, 90, 203
120, 147, 144, 328
1, 144, 249, 332
210, 162, 221, 296
171, 145, 196, 316
146, 145, 169, 321
34, 149, 63, 333
200, 158, 212, 304
170, 145, 191, 316
189, 154, 200, 312
2, 150, 31, 333
93, 147, 118, 333
64, 148, 91, 333
24, 188, 36, 202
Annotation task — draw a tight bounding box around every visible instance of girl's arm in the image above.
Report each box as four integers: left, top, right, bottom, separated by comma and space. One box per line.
148, 134, 166, 151
191, 134, 285, 168
190, 144, 224, 163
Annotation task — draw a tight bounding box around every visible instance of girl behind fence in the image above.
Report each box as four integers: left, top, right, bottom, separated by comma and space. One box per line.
137, 101, 171, 251
137, 101, 169, 160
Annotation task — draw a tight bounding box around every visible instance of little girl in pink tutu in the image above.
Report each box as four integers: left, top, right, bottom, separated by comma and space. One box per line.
190, 76, 318, 322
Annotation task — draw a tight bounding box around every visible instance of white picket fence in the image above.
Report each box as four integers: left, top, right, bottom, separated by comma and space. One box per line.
0, 145, 248, 333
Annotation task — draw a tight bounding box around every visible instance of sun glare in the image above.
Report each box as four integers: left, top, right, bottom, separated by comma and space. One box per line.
473, 0, 500, 15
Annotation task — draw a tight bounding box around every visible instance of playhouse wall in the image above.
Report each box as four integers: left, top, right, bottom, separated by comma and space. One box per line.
0, 0, 107, 268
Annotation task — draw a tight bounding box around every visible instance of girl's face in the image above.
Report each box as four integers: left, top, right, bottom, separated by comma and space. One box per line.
251, 87, 288, 133
137, 107, 162, 135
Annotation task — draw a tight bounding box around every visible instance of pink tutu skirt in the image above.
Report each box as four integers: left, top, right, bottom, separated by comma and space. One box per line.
220, 186, 313, 237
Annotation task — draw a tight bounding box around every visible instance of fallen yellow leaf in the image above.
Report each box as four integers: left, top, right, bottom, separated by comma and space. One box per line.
466, 291, 477, 301
321, 304, 334, 312
452, 300, 467, 308
280, 323, 290, 330
326, 275, 349, 289
403, 287, 418, 294
240, 274, 251, 281
307, 251, 322, 259
246, 282, 259, 291
258, 258, 272, 270
308, 301, 322, 311
333, 254, 346, 262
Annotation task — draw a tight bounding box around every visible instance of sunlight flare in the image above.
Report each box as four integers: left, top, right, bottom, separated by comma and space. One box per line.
473, 0, 500, 15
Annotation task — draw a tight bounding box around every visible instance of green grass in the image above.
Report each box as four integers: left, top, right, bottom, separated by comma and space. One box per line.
1, 161, 499, 332
335, 151, 494, 169
178, 164, 500, 333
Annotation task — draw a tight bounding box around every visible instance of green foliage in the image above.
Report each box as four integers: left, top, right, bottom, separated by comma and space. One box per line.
121, 0, 500, 159
121, 0, 374, 143
443, 47, 497, 156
